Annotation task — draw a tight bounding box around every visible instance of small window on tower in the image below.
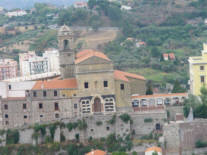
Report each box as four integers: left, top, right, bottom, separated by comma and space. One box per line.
54, 90, 57, 97
64, 40, 69, 50
4, 105, 8, 110
104, 81, 108, 87
84, 82, 89, 89
121, 84, 125, 90
23, 103, 27, 109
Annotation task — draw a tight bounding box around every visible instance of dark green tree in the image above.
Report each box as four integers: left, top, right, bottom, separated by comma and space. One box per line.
146, 85, 153, 95
172, 80, 186, 93
88, 0, 97, 9
151, 47, 160, 58
160, 53, 164, 61
152, 151, 159, 155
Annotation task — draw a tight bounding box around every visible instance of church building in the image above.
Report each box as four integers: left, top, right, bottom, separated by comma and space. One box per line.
0, 25, 146, 129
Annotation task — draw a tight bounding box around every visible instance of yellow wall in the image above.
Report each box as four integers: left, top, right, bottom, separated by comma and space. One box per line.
61, 90, 78, 98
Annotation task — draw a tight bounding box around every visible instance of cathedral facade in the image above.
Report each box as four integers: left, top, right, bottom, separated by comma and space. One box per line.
0, 25, 146, 129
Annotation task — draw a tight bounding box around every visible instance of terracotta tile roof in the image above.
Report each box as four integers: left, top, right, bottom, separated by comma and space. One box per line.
137, 41, 146, 45
163, 53, 168, 58
169, 53, 175, 59
114, 70, 146, 82
32, 79, 77, 90
85, 149, 106, 155
51, 76, 61, 81
132, 93, 187, 99
75, 49, 110, 64
145, 146, 162, 153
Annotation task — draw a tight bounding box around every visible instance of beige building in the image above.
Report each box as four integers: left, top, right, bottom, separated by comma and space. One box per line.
0, 59, 18, 80
0, 25, 146, 129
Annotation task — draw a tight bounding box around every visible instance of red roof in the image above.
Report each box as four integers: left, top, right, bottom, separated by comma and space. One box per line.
32, 79, 77, 90
169, 53, 175, 59
74, 2, 87, 7
137, 41, 146, 45
114, 70, 145, 82
85, 149, 106, 155
145, 146, 162, 153
163, 53, 168, 58
75, 50, 110, 64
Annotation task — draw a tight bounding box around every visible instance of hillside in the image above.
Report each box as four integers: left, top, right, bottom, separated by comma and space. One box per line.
1, 0, 87, 9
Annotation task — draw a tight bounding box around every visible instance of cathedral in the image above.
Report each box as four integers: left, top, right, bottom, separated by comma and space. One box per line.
0, 25, 146, 129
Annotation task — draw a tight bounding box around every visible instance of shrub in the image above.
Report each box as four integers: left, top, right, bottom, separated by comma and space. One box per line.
88, 136, 93, 142
119, 113, 131, 123
45, 136, 53, 143
100, 137, 105, 142
96, 121, 102, 126
0, 129, 6, 135
195, 140, 207, 148
144, 118, 153, 123
132, 129, 135, 135
108, 114, 116, 124
49, 125, 56, 139
132, 151, 137, 155
67, 123, 73, 131
6, 129, 19, 145
61, 132, 65, 142
75, 134, 79, 141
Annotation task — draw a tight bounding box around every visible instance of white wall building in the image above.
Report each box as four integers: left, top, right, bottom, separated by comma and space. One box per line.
7, 10, 27, 17
20, 50, 60, 77
121, 5, 132, 10
43, 49, 60, 73
21, 57, 49, 77
0, 81, 36, 98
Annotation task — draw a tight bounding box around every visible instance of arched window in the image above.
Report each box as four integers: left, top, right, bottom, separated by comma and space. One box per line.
55, 113, 59, 118
64, 40, 69, 50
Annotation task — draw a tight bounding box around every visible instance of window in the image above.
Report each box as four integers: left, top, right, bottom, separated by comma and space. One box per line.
39, 103, 43, 109
200, 66, 204, 71
55, 102, 59, 110
4, 105, 8, 110
5, 121, 9, 125
9, 85, 11, 90
106, 127, 110, 130
64, 40, 69, 50
5, 114, 8, 118
40, 115, 43, 118
84, 82, 89, 89
73, 94, 76, 97
33, 91, 37, 97
55, 113, 59, 118
121, 84, 124, 90
23, 103, 27, 109
201, 76, 205, 83
74, 104, 77, 109
62, 94, 65, 97
103, 81, 108, 87
91, 129, 93, 132
43, 91, 47, 97
24, 116, 27, 119
54, 90, 57, 97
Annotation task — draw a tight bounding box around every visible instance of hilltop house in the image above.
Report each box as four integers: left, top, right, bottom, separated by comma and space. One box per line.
163, 53, 175, 61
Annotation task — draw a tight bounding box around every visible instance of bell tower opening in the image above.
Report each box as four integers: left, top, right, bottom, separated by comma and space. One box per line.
64, 40, 69, 50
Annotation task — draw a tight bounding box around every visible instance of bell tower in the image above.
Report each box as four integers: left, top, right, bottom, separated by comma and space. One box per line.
58, 25, 76, 79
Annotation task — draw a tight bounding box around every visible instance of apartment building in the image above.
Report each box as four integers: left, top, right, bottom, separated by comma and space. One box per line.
0, 59, 18, 80
189, 43, 207, 95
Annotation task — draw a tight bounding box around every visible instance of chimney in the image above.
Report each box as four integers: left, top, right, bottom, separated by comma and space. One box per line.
91, 149, 94, 155
41, 83, 44, 89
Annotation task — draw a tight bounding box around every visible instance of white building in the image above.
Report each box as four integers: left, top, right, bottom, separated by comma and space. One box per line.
7, 10, 27, 17
21, 56, 49, 77
121, 5, 132, 10
43, 49, 60, 73
74, 2, 88, 8
0, 7, 3, 11
19, 50, 60, 77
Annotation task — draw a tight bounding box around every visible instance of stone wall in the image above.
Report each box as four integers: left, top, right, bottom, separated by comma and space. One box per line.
0, 112, 167, 146
166, 106, 183, 121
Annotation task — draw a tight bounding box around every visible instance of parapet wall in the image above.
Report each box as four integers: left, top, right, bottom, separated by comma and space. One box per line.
0, 112, 167, 145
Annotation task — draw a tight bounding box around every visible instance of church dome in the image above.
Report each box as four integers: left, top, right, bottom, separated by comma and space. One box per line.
58, 24, 74, 36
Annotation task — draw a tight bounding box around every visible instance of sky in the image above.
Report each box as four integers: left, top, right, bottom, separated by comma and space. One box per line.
0, 0, 88, 10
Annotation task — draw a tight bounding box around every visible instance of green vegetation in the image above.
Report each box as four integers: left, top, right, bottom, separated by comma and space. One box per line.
172, 80, 186, 93
119, 113, 131, 123
144, 118, 153, 123
146, 85, 153, 95
108, 114, 116, 125
96, 121, 103, 126
195, 140, 207, 148
6, 129, 19, 145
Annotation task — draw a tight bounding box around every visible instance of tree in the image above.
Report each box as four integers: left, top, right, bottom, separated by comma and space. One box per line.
146, 85, 153, 95
200, 83, 207, 104
151, 47, 160, 58
172, 80, 186, 93
152, 151, 159, 155
160, 53, 164, 61
88, 0, 97, 9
